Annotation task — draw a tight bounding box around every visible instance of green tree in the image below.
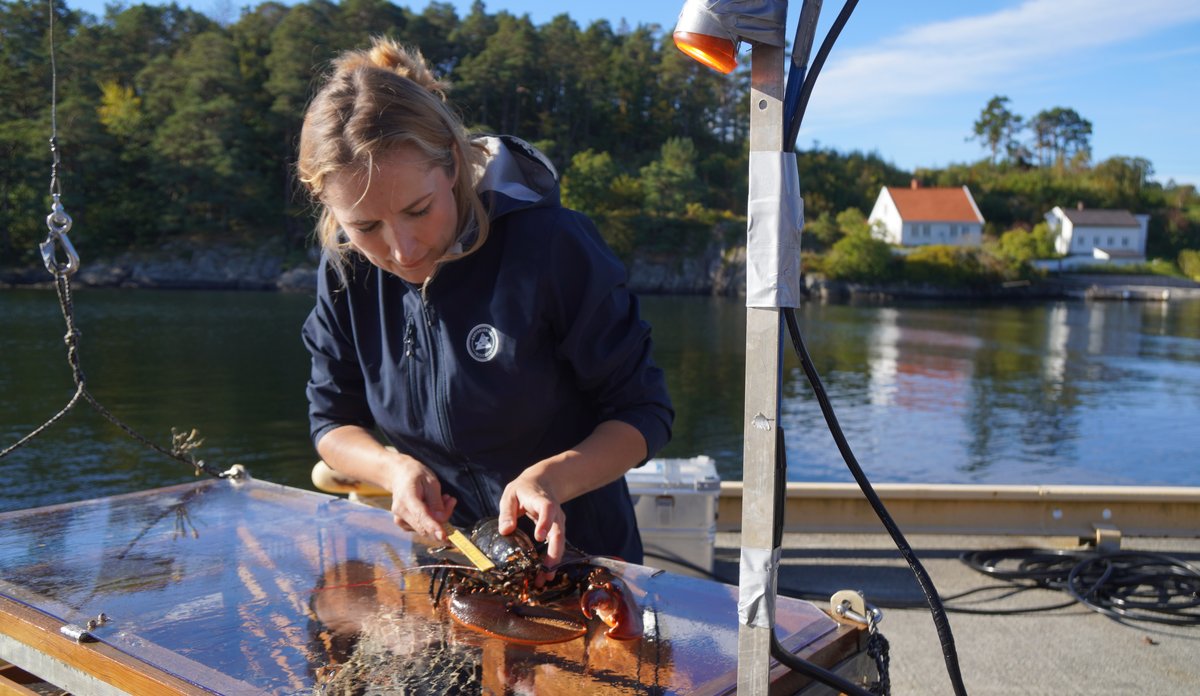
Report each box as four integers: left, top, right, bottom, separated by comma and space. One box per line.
640, 137, 702, 216
401, 2, 461, 74
970, 95, 1022, 164
993, 222, 1056, 267
0, 0, 57, 263
333, 0, 406, 49
1030, 107, 1092, 170
561, 149, 621, 216
835, 207, 874, 238
606, 25, 659, 157
1089, 156, 1152, 210
146, 31, 264, 233
454, 12, 538, 134
263, 0, 337, 244
805, 211, 840, 251
447, 0, 495, 60
795, 146, 907, 219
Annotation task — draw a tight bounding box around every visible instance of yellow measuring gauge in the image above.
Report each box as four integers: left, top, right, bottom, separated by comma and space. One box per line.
443, 523, 496, 571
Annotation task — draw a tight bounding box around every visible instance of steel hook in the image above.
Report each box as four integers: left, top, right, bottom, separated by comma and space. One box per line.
41, 198, 79, 276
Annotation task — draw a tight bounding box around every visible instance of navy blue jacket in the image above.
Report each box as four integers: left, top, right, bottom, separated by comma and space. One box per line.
302, 136, 673, 562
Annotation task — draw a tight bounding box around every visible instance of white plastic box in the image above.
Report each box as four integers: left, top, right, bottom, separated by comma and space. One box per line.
624, 456, 721, 577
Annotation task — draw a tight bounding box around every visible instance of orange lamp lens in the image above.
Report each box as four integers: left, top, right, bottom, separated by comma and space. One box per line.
673, 31, 738, 74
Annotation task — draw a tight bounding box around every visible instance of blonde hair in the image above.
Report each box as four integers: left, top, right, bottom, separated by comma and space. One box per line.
298, 37, 489, 278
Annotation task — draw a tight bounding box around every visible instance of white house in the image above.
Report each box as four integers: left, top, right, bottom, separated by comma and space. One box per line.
1044, 204, 1148, 264
867, 182, 985, 247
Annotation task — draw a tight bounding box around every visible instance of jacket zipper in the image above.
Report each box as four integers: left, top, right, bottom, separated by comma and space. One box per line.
404, 318, 418, 409
419, 286, 491, 516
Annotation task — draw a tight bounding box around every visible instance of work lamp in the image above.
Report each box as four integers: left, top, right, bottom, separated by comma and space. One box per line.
673, 0, 740, 73
672, 0, 788, 74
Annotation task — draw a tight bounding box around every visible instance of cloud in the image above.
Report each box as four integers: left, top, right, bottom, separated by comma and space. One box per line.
806, 0, 1200, 120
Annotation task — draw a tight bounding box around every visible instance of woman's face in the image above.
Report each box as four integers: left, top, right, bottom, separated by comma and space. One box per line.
325, 145, 458, 284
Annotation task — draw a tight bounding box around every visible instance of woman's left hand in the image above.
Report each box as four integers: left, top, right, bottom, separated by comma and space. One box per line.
497, 472, 566, 570
497, 421, 648, 573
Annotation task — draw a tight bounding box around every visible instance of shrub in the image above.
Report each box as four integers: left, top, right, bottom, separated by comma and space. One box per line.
902, 245, 996, 287
1179, 249, 1200, 281
823, 231, 896, 282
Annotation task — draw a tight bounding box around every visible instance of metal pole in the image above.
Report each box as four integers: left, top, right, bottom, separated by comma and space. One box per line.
736, 40, 787, 695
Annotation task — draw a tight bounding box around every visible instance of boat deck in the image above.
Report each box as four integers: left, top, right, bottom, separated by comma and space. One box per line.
712, 531, 1200, 695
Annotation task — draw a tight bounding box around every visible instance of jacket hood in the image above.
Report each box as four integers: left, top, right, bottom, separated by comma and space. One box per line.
473, 135, 560, 221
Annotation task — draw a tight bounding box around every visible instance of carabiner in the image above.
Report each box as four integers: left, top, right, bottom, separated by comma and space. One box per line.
40, 198, 79, 276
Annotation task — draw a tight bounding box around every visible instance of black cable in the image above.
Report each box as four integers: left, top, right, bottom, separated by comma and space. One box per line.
781, 0, 823, 145
767, 423, 878, 695
966, 548, 1200, 625
786, 0, 859, 145
784, 308, 970, 696
770, 629, 875, 696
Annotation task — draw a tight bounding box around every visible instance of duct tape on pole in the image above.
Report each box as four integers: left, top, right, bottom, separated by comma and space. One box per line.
746, 150, 804, 308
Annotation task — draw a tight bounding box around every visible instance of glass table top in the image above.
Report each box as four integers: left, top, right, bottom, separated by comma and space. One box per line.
0, 477, 838, 695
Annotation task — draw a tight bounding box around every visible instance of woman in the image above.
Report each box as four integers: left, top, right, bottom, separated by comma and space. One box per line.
298, 37, 673, 569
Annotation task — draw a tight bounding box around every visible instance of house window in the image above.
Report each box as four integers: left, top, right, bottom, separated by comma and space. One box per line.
1122, 237, 1129, 247
1108, 236, 1114, 246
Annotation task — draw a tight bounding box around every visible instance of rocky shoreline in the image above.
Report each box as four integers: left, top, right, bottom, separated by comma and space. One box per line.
4, 241, 1199, 301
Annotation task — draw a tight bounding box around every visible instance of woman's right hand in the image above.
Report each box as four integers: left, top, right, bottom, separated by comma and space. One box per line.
384, 453, 457, 541
316, 425, 456, 541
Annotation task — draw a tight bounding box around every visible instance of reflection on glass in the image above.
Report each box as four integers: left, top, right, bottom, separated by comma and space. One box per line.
0, 479, 838, 695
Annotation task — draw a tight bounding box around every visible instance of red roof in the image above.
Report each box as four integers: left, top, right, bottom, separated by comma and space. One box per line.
885, 186, 982, 223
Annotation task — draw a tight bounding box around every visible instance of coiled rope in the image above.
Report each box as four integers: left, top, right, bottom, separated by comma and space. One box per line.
0, 0, 236, 481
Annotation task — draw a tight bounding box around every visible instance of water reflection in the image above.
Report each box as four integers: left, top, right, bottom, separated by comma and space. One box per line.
2, 290, 1199, 513
722, 299, 1200, 485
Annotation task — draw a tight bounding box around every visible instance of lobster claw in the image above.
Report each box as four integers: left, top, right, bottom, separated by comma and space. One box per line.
447, 593, 586, 645
580, 568, 643, 640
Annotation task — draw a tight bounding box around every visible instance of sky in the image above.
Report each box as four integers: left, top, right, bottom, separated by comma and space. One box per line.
69, 0, 1200, 187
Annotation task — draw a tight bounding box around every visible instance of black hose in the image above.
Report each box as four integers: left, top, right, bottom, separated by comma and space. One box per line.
786, 0, 859, 145
784, 308, 970, 696
781, 0, 823, 141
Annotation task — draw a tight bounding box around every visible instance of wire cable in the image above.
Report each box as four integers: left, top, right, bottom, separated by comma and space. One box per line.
784, 308, 970, 696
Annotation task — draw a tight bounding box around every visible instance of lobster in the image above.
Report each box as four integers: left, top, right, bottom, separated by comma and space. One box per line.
429, 517, 643, 645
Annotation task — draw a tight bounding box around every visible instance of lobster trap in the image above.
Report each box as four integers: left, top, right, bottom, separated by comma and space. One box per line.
0, 478, 867, 694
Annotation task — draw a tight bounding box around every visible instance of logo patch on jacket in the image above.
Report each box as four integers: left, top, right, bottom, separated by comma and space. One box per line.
467, 324, 500, 362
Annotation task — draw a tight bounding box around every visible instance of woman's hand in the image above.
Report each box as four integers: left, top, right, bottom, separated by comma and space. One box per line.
498, 420, 648, 570
316, 425, 455, 541
498, 472, 567, 569
385, 454, 457, 540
